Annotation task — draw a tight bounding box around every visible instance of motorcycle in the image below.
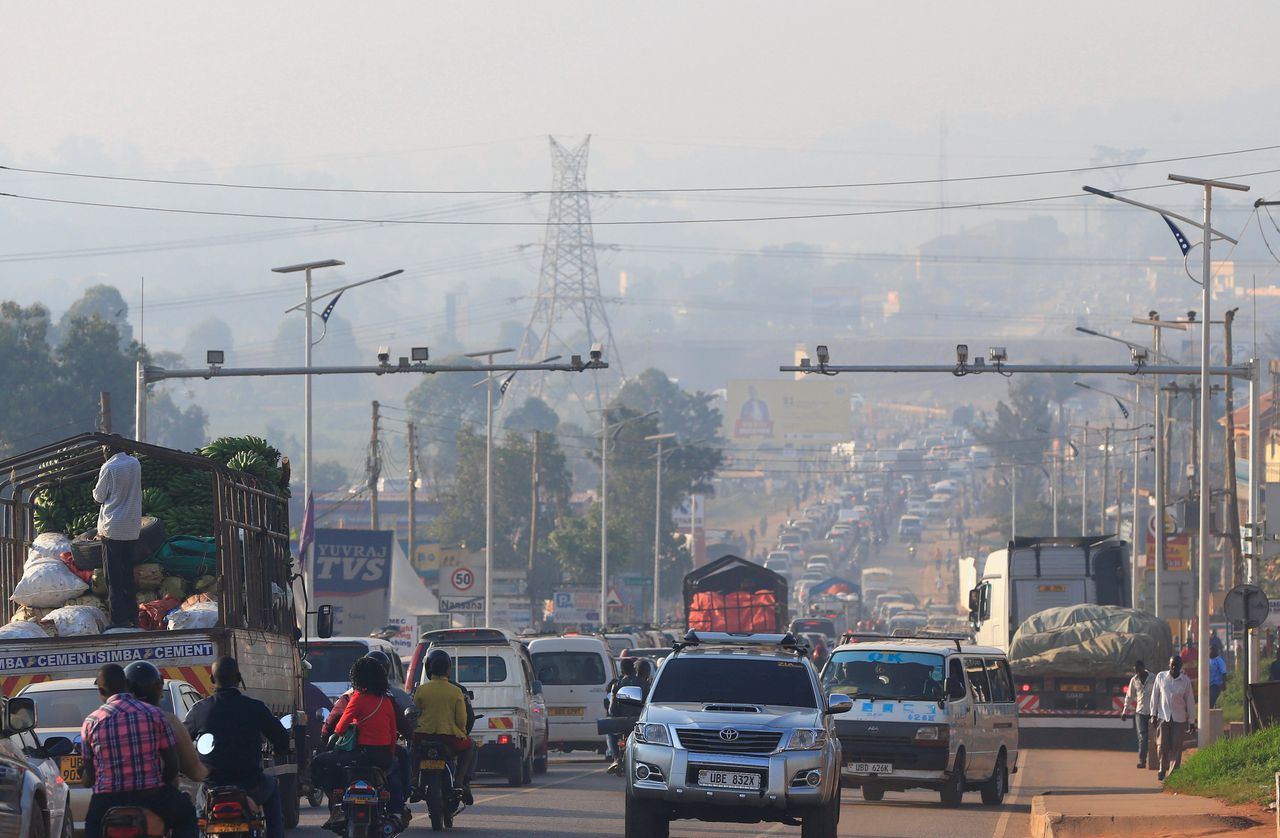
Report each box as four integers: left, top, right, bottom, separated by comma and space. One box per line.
413, 735, 461, 832
99, 808, 168, 838
333, 762, 398, 838
192, 732, 269, 838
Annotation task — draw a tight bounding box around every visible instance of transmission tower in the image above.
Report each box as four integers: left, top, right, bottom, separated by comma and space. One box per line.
517, 135, 623, 405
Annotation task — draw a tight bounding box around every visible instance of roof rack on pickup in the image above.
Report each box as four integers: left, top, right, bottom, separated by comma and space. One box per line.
672, 630, 809, 658
839, 630, 972, 652
420, 627, 515, 646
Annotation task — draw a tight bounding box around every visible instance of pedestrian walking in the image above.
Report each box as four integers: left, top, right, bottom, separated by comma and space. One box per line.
1120, 660, 1155, 769
1208, 647, 1227, 709
1152, 654, 1196, 781
93, 438, 143, 628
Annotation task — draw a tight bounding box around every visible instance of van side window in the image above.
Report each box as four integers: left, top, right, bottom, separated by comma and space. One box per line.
963, 657, 990, 703
948, 658, 966, 697
984, 658, 1013, 703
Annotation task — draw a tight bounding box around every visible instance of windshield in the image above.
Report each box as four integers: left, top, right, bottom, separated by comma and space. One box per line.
532, 651, 607, 686
821, 650, 945, 701
307, 643, 369, 683
605, 636, 633, 655
792, 619, 836, 637
650, 657, 817, 708
27, 687, 173, 728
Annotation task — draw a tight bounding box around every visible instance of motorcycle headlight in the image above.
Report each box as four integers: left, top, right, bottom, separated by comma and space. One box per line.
784, 728, 827, 751
634, 723, 671, 746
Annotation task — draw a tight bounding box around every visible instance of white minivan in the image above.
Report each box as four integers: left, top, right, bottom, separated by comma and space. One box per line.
820, 638, 1018, 808
528, 634, 617, 753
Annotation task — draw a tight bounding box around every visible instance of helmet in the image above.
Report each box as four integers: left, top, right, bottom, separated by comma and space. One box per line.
365, 650, 394, 676
426, 649, 452, 678
125, 661, 164, 705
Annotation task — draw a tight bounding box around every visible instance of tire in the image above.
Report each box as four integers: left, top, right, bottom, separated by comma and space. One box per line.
534, 752, 548, 774
981, 752, 1008, 806
59, 802, 73, 838
624, 789, 669, 838
29, 801, 48, 838
506, 753, 524, 787
861, 784, 884, 802
940, 752, 965, 808
521, 751, 533, 784
800, 797, 839, 838
308, 787, 325, 808
427, 772, 445, 832
345, 817, 369, 838
279, 772, 301, 829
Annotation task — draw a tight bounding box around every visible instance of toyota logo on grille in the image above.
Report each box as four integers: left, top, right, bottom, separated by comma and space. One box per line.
719, 728, 740, 742
867, 726, 879, 733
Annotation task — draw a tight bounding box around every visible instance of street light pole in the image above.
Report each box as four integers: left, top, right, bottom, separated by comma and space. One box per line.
646, 432, 676, 624
466, 347, 516, 628
596, 409, 660, 626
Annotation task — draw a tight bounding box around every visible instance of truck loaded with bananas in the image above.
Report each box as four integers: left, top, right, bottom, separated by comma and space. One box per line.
0, 432, 315, 828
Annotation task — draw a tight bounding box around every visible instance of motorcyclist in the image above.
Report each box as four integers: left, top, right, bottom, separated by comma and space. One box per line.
412, 649, 477, 805
604, 658, 646, 775
311, 657, 398, 828
81, 663, 198, 838
127, 661, 206, 784
183, 657, 292, 838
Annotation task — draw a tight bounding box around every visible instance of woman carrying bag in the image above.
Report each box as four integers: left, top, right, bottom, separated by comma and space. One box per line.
311, 657, 398, 825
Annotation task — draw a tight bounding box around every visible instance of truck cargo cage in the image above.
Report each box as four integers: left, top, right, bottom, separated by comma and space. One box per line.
683, 555, 788, 634
0, 433, 294, 634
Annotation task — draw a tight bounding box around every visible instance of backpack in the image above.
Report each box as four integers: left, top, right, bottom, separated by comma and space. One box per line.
154, 536, 217, 579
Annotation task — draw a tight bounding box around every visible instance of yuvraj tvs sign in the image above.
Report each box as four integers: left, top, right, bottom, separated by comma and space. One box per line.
312, 528, 394, 636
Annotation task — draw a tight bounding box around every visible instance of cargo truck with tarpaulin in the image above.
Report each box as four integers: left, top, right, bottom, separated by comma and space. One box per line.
968, 536, 1142, 748
684, 555, 788, 633
0, 433, 315, 827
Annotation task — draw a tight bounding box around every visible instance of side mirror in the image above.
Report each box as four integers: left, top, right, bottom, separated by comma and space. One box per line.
316, 605, 334, 639
615, 686, 645, 707
945, 677, 967, 701
196, 733, 216, 755
967, 589, 980, 612
318, 708, 331, 722
43, 736, 75, 758
6, 697, 36, 733
280, 714, 294, 730
531, 680, 543, 695
825, 694, 854, 716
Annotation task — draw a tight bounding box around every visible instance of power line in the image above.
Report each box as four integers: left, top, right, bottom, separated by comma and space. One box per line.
5, 142, 1278, 195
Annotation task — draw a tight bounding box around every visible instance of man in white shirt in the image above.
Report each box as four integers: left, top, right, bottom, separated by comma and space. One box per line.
1151, 654, 1196, 780
1120, 660, 1155, 769
93, 439, 143, 628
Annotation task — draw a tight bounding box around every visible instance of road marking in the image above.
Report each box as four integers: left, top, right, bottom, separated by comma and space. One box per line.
474, 763, 608, 805
991, 750, 1031, 838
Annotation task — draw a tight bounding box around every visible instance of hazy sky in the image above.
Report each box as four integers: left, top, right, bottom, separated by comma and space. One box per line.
4, 1, 1280, 353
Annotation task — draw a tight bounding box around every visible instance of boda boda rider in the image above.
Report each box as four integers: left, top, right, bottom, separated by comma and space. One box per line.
311, 657, 398, 827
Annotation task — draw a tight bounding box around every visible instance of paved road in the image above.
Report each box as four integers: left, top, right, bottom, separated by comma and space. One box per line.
290, 747, 1052, 838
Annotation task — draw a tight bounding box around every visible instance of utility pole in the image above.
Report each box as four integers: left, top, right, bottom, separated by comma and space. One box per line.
1153, 317, 1167, 619
1222, 308, 1244, 589
407, 423, 418, 568
1101, 426, 1111, 533
528, 431, 541, 629
98, 391, 112, 434
1080, 423, 1090, 534
368, 400, 381, 530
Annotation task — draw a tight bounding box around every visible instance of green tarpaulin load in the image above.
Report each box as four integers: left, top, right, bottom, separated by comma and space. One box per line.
1009, 604, 1173, 677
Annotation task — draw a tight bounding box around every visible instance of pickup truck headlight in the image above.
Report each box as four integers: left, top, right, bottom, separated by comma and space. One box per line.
634, 723, 671, 746
784, 728, 828, 751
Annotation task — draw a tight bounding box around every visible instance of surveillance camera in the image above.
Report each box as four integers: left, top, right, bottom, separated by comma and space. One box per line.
377, 346, 391, 364
590, 344, 603, 362
988, 346, 1008, 363
816, 345, 830, 365
955, 344, 969, 364
1131, 346, 1149, 363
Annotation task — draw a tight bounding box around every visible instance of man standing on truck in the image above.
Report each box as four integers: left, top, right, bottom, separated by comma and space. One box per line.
93, 439, 143, 628
1121, 660, 1155, 769
1152, 654, 1196, 781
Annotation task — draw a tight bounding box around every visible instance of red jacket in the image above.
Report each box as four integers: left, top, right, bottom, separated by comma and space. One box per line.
334, 691, 396, 752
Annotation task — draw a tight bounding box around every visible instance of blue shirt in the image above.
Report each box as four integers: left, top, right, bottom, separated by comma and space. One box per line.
1208, 656, 1228, 687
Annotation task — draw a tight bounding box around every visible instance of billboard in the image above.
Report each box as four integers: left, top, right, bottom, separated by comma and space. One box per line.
724, 379, 851, 443
312, 528, 394, 637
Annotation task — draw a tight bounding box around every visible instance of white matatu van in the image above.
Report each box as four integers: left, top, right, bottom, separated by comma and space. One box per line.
528, 634, 617, 753
820, 637, 1018, 808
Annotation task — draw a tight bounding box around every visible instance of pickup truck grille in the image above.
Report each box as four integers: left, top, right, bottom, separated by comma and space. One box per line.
676, 728, 782, 755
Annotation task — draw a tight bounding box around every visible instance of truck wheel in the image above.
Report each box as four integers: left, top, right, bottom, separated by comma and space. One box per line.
534, 752, 548, 774
980, 752, 1008, 805
939, 753, 965, 808
507, 753, 524, 787
521, 751, 533, 784
624, 789, 669, 838
800, 796, 839, 838
279, 773, 301, 828
861, 784, 884, 802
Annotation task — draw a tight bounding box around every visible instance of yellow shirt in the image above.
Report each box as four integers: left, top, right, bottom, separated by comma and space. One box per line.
413, 676, 467, 738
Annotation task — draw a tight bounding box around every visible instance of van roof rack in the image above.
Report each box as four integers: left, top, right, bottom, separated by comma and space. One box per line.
839, 630, 970, 652
420, 627, 513, 646
673, 630, 810, 658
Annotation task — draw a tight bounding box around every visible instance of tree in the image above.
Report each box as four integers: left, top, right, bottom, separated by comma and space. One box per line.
0, 302, 64, 453
183, 317, 234, 366
614, 368, 724, 444
505, 397, 559, 433
55, 285, 133, 348
405, 355, 487, 478
56, 315, 139, 435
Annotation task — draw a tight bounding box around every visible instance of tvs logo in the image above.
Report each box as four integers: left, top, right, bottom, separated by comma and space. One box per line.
719, 728, 739, 742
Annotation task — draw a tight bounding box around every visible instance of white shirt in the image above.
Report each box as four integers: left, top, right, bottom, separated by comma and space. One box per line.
93, 452, 143, 540
1152, 670, 1196, 724
1122, 671, 1155, 716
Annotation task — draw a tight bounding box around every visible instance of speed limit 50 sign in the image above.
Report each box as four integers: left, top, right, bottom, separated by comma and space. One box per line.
444, 565, 484, 597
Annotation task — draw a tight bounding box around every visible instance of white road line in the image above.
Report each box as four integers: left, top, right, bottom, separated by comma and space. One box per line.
992, 750, 1031, 838
474, 764, 609, 805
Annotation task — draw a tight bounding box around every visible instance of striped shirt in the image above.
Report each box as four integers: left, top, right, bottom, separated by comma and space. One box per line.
93, 452, 142, 540
81, 694, 175, 793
